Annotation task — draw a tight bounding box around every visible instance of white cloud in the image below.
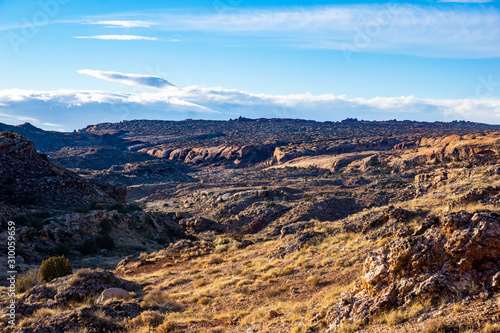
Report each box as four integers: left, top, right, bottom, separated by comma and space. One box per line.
74, 70, 500, 124
74, 35, 157, 40
1, 69, 500, 130
438, 0, 492, 3
78, 70, 176, 89
42, 122, 65, 128
0, 111, 38, 123
83, 20, 154, 28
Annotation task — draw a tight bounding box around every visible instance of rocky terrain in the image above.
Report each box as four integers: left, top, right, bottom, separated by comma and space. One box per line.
0, 118, 500, 332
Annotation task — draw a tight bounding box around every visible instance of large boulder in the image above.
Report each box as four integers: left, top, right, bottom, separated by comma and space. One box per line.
322, 211, 500, 332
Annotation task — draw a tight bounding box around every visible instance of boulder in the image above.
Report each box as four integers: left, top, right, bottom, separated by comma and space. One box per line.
96, 288, 132, 304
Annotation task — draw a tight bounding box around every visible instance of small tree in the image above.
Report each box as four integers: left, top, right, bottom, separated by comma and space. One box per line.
38, 256, 73, 283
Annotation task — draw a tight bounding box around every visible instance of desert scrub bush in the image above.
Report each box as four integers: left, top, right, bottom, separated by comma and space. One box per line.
374, 299, 431, 326
194, 279, 207, 288
166, 277, 191, 287
141, 290, 183, 312
16, 268, 39, 293
213, 236, 231, 246
38, 256, 72, 283
207, 256, 224, 265
197, 296, 212, 305
261, 266, 294, 280
422, 319, 462, 333
291, 325, 308, 333
265, 285, 288, 298
78, 236, 98, 255
241, 308, 269, 326
157, 321, 177, 333
483, 322, 500, 333
19, 308, 60, 327
337, 319, 364, 333
452, 303, 464, 313
128, 310, 164, 327
215, 244, 229, 253
306, 275, 321, 287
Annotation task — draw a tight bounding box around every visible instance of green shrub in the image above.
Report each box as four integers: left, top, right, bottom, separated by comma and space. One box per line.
94, 203, 104, 210
78, 236, 98, 255
99, 219, 113, 234
97, 234, 116, 250
38, 256, 73, 283
16, 269, 39, 293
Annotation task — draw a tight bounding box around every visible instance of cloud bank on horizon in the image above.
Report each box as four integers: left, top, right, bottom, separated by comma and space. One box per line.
0, 70, 499, 131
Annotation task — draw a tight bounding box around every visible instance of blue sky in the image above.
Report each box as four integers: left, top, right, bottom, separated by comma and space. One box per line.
0, 0, 499, 130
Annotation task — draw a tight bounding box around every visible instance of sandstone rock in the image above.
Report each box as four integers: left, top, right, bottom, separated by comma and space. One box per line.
323, 211, 500, 332
96, 288, 132, 304
490, 272, 500, 291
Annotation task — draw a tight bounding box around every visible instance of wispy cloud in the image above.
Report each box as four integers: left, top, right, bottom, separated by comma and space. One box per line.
101, 4, 497, 58
74, 35, 157, 40
0, 111, 38, 123
83, 20, 154, 28
438, 0, 492, 3
78, 70, 176, 88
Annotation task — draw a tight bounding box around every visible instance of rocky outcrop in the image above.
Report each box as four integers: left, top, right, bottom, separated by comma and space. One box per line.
0, 132, 124, 216
141, 144, 275, 166
86, 159, 196, 186
323, 211, 500, 332
178, 216, 227, 233
390, 133, 500, 170
0, 210, 187, 263
96, 288, 132, 304
17, 269, 132, 315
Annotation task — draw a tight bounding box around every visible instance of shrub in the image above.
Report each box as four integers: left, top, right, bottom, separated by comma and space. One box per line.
97, 234, 115, 250
141, 290, 183, 312
306, 275, 321, 287
78, 236, 98, 255
197, 296, 211, 305
208, 256, 224, 265
194, 279, 207, 288
483, 322, 500, 333
16, 269, 39, 293
93, 203, 104, 210
157, 321, 177, 333
291, 326, 308, 333
38, 256, 72, 283
99, 219, 113, 234
129, 310, 164, 327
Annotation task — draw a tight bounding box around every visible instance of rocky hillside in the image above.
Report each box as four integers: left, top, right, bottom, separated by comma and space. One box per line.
0, 131, 125, 214
1, 120, 500, 333
0, 132, 190, 281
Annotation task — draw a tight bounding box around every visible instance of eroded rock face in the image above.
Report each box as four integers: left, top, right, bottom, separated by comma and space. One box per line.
323, 211, 500, 332
141, 144, 275, 166
0, 132, 124, 216
0, 210, 187, 263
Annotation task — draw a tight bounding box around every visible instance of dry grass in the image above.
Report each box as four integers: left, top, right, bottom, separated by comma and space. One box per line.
306, 275, 321, 287
337, 319, 365, 333
373, 299, 432, 326
128, 310, 164, 328
156, 321, 178, 333
482, 322, 500, 333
